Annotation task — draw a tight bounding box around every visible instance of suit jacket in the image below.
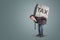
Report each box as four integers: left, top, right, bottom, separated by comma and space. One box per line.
35, 17, 47, 25
30, 15, 47, 25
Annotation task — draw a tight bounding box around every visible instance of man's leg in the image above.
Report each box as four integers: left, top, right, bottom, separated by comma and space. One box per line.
40, 25, 43, 36
38, 24, 43, 36
38, 24, 40, 35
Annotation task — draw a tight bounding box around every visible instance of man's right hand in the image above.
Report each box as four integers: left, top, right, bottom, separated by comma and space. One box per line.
30, 15, 37, 22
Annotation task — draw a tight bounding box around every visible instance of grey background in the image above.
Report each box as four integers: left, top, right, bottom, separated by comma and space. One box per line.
0, 0, 60, 40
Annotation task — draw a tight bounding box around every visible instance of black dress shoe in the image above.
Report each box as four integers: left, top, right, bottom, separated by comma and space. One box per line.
40, 34, 44, 37
36, 34, 40, 36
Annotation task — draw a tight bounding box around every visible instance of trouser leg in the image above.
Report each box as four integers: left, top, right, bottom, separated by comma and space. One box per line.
40, 25, 43, 35
38, 24, 43, 35
38, 24, 40, 34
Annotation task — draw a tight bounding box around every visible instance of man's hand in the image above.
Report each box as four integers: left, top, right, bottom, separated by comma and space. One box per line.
30, 16, 37, 22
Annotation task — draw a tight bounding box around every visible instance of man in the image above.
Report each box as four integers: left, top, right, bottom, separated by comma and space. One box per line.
30, 4, 49, 37
30, 15, 46, 37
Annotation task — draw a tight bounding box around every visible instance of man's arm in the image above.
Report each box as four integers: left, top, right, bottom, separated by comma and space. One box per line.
30, 15, 37, 22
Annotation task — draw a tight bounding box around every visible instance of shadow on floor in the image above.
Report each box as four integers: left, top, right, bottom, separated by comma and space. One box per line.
35, 34, 47, 38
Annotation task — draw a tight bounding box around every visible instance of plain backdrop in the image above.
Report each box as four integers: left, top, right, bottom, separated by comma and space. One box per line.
0, 0, 60, 40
